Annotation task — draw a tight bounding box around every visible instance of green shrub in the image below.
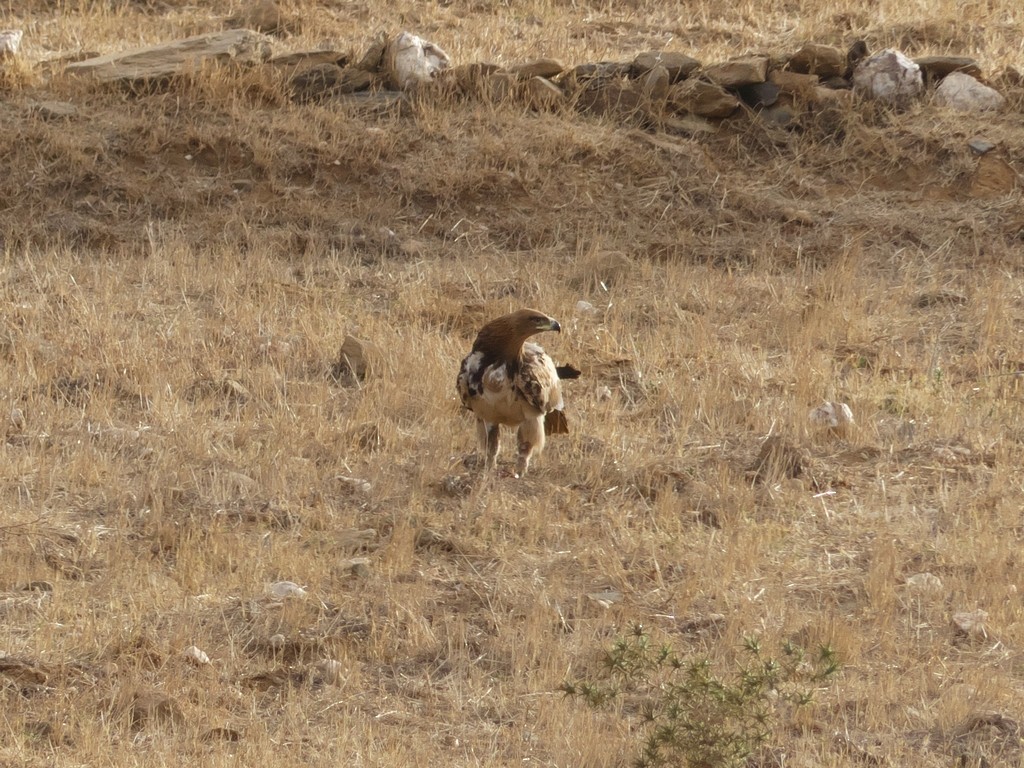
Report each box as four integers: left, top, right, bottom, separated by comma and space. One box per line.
562, 624, 840, 768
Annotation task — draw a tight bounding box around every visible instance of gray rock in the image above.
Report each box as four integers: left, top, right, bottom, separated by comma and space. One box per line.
915, 55, 982, 82
852, 49, 922, 105
65, 29, 273, 82
967, 137, 996, 155
739, 81, 780, 108
640, 64, 670, 101
933, 71, 1005, 112
575, 80, 645, 119
631, 51, 701, 82
30, 101, 78, 120
702, 56, 769, 88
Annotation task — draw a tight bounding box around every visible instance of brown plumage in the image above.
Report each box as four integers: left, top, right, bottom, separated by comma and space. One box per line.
456, 309, 577, 477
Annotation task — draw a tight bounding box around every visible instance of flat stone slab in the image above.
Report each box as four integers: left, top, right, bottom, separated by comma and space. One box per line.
65, 29, 273, 81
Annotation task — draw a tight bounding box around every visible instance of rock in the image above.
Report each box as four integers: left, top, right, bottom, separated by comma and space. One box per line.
333, 334, 375, 381
509, 57, 563, 79
905, 572, 943, 593
575, 80, 645, 119
183, 645, 211, 665
739, 81, 780, 108
934, 72, 1005, 112
335, 474, 372, 494
311, 659, 345, 686
268, 633, 286, 650
586, 589, 623, 608
951, 608, 989, 640
289, 64, 372, 102
65, 29, 273, 82
702, 56, 769, 88
560, 61, 632, 90
30, 101, 78, 120
484, 71, 518, 102
667, 79, 740, 118
524, 76, 564, 110
808, 401, 855, 435
225, 0, 292, 36
267, 581, 307, 599
811, 86, 855, 106
9, 407, 25, 430
439, 62, 500, 95
759, 102, 797, 128
0, 29, 22, 59
0, 657, 48, 685
575, 300, 597, 315
640, 64, 670, 101
631, 51, 701, 82
338, 557, 371, 578
846, 40, 869, 77
750, 435, 805, 482
915, 55, 982, 82
968, 137, 996, 155
788, 44, 845, 78
355, 35, 388, 72
129, 690, 184, 729
658, 113, 717, 136
769, 69, 820, 95
382, 32, 450, 90
268, 49, 348, 71
852, 49, 923, 106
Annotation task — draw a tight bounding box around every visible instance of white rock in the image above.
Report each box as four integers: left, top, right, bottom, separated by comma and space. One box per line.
336, 474, 372, 494
0, 29, 23, 59
952, 608, 989, 638
269, 633, 287, 649
268, 581, 307, 599
313, 658, 345, 686
9, 408, 24, 430
905, 572, 943, 593
383, 32, 450, 90
934, 72, 1005, 112
808, 401, 854, 432
575, 300, 597, 315
853, 49, 923, 105
183, 645, 211, 665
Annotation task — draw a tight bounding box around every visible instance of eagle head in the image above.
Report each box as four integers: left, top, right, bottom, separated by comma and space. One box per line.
472, 308, 561, 359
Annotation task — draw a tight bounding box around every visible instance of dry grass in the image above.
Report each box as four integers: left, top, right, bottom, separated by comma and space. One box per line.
2, 0, 1024, 766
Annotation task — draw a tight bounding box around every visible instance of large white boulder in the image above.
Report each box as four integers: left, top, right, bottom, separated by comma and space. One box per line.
853, 49, 923, 106
383, 32, 450, 90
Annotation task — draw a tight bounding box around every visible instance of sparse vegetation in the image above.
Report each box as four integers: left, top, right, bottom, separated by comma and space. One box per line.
1, 0, 1023, 766
564, 625, 840, 767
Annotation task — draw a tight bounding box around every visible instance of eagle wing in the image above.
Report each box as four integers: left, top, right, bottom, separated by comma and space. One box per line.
457, 343, 566, 429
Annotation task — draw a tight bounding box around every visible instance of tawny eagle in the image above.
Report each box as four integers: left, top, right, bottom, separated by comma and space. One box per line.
456, 309, 580, 477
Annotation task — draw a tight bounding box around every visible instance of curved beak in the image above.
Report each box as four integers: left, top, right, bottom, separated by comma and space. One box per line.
550, 319, 562, 333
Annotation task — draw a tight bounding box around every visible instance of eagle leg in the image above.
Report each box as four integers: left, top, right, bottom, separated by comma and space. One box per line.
514, 416, 545, 478
477, 420, 500, 469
